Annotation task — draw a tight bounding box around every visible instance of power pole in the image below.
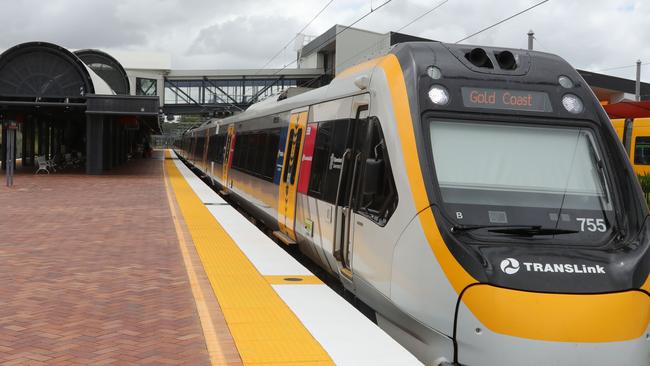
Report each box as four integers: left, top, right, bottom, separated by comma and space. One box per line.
636, 59, 642, 101
5, 120, 17, 187
527, 30, 534, 50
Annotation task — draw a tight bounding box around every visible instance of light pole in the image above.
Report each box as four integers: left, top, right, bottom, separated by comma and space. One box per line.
636, 60, 642, 101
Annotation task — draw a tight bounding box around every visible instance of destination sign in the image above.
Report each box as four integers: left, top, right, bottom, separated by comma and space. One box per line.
461, 87, 553, 112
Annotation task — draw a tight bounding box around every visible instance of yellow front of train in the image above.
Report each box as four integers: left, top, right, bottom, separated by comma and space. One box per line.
379, 42, 650, 365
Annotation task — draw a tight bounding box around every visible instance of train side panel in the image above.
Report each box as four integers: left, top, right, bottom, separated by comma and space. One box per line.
630, 118, 650, 174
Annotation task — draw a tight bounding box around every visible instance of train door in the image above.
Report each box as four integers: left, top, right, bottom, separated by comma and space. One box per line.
333, 96, 369, 279
275, 109, 308, 244
187, 132, 196, 162
222, 125, 236, 187
201, 129, 210, 172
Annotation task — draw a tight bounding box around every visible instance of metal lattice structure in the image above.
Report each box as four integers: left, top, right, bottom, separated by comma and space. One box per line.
0, 42, 94, 98
162, 70, 326, 116
75, 49, 131, 95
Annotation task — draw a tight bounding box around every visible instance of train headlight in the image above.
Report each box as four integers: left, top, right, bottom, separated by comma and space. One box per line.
562, 94, 584, 114
428, 85, 450, 105
558, 75, 574, 88
427, 66, 442, 80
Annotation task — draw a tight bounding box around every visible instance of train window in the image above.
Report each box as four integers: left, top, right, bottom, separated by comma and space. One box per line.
354, 118, 398, 226
240, 134, 249, 170
429, 121, 615, 244
634, 137, 650, 165
195, 136, 205, 160
214, 135, 226, 164
232, 134, 246, 168
263, 130, 280, 179
247, 134, 262, 173
229, 130, 279, 182
308, 122, 333, 198
208, 135, 223, 162
308, 119, 351, 203
289, 128, 303, 184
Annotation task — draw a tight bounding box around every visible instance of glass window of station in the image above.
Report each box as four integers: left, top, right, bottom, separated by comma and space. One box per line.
136, 77, 158, 96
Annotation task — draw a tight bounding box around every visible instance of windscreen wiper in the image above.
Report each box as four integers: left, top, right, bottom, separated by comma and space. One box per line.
452, 224, 525, 232
488, 226, 579, 236
451, 224, 579, 236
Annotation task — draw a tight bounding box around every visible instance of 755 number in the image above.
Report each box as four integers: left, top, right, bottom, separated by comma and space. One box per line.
576, 218, 606, 232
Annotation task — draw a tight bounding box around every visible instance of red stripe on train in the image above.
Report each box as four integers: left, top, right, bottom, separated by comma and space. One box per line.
297, 123, 318, 194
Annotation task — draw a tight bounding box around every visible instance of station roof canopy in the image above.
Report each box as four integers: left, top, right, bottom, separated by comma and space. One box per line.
74, 49, 131, 95
0, 41, 160, 133
602, 100, 650, 119
577, 69, 650, 104
0, 41, 110, 97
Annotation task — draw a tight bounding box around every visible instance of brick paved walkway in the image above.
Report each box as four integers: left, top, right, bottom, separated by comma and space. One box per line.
0, 152, 212, 365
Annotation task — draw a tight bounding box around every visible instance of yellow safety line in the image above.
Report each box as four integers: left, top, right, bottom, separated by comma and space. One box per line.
163, 154, 234, 366
165, 150, 334, 365
265, 275, 323, 285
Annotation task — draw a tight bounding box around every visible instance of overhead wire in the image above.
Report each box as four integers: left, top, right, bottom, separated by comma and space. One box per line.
455, 0, 550, 43
254, 0, 336, 74
593, 62, 649, 73
302, 0, 550, 89
192, 0, 337, 115
530, 35, 647, 78
396, 0, 448, 33
301, 0, 449, 89
332, 0, 448, 69
265, 0, 552, 100
227, 0, 392, 106
270, 0, 394, 75
252, 0, 394, 96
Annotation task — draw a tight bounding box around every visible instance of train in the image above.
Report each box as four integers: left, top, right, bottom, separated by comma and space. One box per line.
175, 42, 650, 365
612, 117, 650, 175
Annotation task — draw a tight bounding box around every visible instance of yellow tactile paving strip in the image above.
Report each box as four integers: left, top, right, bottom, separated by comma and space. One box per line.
163, 161, 243, 365
164, 151, 334, 365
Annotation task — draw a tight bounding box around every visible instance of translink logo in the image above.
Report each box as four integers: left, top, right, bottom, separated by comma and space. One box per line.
500, 258, 520, 274
500, 258, 606, 275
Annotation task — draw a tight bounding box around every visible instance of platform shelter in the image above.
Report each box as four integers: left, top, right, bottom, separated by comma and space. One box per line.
0, 42, 159, 174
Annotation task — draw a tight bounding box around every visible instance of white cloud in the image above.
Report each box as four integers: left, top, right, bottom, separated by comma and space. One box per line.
0, 0, 648, 81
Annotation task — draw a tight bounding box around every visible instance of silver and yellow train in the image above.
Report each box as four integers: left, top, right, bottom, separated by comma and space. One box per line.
176, 42, 650, 365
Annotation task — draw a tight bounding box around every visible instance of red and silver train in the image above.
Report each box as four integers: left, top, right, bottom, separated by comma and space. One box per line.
176, 42, 650, 365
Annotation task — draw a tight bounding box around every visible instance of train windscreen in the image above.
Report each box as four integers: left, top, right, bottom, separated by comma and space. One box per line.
429, 121, 615, 244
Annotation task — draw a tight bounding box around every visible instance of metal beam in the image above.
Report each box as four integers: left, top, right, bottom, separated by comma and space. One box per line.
250, 76, 284, 103
202, 77, 244, 110
164, 77, 208, 113
162, 103, 245, 115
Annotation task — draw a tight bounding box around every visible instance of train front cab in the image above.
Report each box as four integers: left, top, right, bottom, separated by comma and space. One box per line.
611, 117, 650, 175
378, 42, 650, 365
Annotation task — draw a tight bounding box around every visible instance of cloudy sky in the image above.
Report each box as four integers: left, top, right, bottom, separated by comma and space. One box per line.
1, 0, 648, 81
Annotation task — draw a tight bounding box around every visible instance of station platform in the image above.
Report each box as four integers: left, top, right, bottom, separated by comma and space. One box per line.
0, 150, 421, 365
0, 151, 211, 365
